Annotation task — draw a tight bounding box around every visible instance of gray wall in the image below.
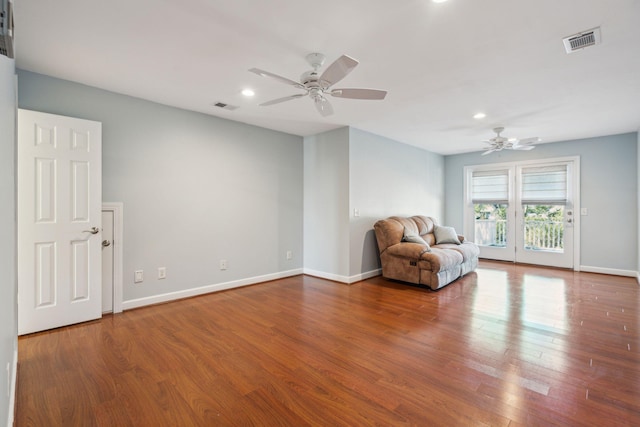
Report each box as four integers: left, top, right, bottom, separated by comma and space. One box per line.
18, 70, 303, 303
303, 128, 350, 277
348, 128, 444, 276
445, 133, 638, 272
303, 127, 445, 280
0, 55, 16, 426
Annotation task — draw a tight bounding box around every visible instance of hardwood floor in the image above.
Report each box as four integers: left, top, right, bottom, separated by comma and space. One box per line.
15, 261, 640, 426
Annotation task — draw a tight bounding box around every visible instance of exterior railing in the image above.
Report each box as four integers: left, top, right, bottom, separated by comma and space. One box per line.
523, 220, 564, 251
475, 219, 564, 250
475, 219, 507, 247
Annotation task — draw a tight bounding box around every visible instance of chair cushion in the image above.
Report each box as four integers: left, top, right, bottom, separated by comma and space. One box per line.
402, 227, 431, 249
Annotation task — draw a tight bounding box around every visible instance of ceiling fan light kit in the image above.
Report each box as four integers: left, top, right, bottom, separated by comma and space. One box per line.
249, 53, 388, 117
481, 127, 540, 156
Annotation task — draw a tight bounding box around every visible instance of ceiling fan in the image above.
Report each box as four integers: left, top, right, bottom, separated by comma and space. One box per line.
481, 127, 540, 156
249, 53, 387, 117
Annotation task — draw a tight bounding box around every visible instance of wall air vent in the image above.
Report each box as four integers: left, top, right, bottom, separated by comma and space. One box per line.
0, 0, 14, 58
563, 27, 601, 54
212, 102, 238, 111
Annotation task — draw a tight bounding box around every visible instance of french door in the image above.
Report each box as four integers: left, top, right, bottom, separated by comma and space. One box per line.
464, 158, 579, 269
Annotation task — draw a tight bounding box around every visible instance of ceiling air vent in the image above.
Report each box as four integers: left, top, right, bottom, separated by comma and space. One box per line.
563, 27, 601, 54
211, 102, 238, 111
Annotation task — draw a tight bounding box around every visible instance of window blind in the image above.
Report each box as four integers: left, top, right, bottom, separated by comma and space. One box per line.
471, 169, 509, 204
521, 164, 568, 204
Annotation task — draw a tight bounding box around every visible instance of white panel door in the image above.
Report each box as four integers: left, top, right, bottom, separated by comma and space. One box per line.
18, 109, 102, 335
514, 162, 576, 269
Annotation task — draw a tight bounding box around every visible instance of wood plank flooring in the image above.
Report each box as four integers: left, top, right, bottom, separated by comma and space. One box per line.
15, 261, 640, 426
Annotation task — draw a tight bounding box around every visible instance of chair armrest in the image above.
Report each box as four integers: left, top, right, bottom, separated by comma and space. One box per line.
385, 243, 430, 258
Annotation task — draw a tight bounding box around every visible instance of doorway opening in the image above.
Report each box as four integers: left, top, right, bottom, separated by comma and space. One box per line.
102, 203, 124, 314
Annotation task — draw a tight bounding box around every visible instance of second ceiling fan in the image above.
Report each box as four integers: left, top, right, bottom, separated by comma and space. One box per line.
249, 53, 387, 117
481, 127, 540, 155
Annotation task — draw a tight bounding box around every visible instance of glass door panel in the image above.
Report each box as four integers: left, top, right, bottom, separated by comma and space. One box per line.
472, 202, 515, 261
523, 204, 565, 252
474, 203, 508, 247
517, 204, 573, 268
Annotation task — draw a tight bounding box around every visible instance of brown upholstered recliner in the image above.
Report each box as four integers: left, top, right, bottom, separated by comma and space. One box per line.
373, 216, 479, 290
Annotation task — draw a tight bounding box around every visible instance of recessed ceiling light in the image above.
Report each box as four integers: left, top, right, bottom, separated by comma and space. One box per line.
241, 88, 255, 97
473, 112, 486, 119
432, 0, 449, 3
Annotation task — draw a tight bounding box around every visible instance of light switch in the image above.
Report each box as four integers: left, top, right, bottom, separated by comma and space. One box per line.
134, 270, 144, 283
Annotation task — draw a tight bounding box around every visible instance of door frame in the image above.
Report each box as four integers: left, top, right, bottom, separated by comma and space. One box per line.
102, 202, 124, 313
464, 156, 581, 270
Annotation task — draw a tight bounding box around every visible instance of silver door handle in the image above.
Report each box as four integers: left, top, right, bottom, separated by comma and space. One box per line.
102, 240, 111, 247
83, 227, 100, 234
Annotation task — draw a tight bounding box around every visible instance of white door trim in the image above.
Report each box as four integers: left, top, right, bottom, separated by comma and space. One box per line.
102, 202, 124, 313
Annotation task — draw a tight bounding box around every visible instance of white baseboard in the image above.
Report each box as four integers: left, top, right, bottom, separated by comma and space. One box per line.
303, 268, 382, 284
349, 268, 382, 283
7, 348, 17, 427
302, 269, 349, 283
122, 268, 303, 311
579, 265, 638, 278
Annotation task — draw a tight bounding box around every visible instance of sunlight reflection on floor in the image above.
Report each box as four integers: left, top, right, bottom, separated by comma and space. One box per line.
472, 265, 569, 371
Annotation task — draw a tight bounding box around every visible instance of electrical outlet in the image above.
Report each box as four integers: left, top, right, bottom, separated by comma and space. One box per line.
286, 251, 292, 260
134, 270, 144, 283
158, 267, 166, 279
220, 259, 228, 270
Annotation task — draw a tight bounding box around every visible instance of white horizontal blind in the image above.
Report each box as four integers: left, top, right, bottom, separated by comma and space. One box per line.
521, 164, 568, 204
471, 169, 509, 204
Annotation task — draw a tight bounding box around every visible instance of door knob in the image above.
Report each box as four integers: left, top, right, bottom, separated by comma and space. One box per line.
102, 240, 111, 247
83, 227, 100, 235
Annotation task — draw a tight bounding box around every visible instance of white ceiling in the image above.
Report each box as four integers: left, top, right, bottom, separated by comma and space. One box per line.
13, 0, 640, 155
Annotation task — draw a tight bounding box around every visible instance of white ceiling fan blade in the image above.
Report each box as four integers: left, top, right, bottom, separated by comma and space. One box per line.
249, 68, 304, 89
259, 94, 306, 106
319, 55, 359, 87
482, 148, 497, 156
516, 137, 541, 146
330, 88, 387, 100
512, 145, 535, 151
314, 97, 334, 117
